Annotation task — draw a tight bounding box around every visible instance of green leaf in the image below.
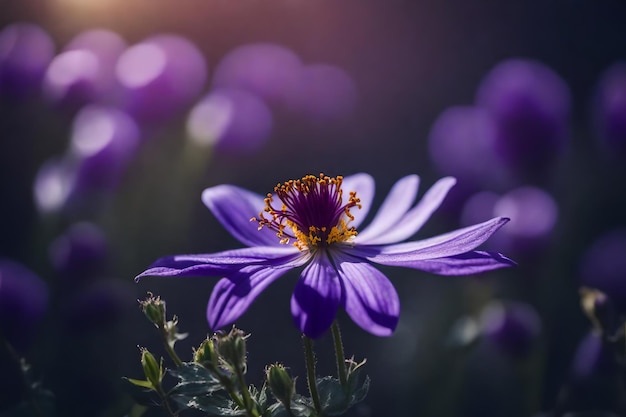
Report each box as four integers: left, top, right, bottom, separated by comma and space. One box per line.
168, 362, 246, 415
266, 395, 314, 417
125, 378, 155, 390
170, 392, 247, 416
168, 362, 223, 396
316, 373, 370, 416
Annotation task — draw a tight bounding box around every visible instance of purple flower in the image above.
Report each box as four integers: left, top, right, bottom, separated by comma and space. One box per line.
137, 173, 514, 338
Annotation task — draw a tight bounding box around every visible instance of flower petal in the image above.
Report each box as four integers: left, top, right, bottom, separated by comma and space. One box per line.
368, 250, 515, 275
135, 246, 304, 281
356, 175, 420, 242
341, 173, 375, 228
357, 176, 456, 245
291, 253, 342, 338
336, 254, 400, 336
355, 217, 510, 261
201, 185, 280, 247
207, 264, 293, 330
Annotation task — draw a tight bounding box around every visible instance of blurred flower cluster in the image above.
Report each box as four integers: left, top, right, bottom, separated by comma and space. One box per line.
1, 12, 626, 417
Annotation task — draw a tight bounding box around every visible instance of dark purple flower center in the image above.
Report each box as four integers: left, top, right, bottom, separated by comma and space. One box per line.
255, 174, 361, 250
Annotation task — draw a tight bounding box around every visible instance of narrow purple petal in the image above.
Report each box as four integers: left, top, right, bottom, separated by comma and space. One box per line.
357, 177, 456, 245
135, 246, 305, 281
207, 264, 293, 330
201, 185, 280, 247
356, 175, 420, 242
291, 253, 341, 338
336, 255, 400, 336
368, 250, 515, 275
341, 173, 375, 228
356, 217, 510, 262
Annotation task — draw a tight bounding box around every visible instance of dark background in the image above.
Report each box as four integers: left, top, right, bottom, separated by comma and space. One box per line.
1, 1, 626, 416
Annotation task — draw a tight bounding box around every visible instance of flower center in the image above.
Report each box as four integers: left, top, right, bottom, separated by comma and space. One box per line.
254, 173, 361, 250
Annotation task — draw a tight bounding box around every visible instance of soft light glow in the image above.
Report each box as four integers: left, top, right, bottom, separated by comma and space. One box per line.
186, 88, 272, 153
71, 107, 117, 157
115, 43, 167, 89
494, 186, 558, 238
34, 159, 74, 213
44, 50, 99, 94
187, 93, 234, 147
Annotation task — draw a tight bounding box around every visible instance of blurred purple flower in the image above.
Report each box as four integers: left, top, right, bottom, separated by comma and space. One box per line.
580, 229, 626, 312
0, 259, 49, 350
592, 62, 626, 159
137, 173, 514, 338
69, 104, 141, 192
212, 43, 302, 107
476, 59, 571, 175
33, 105, 140, 213
0, 22, 55, 97
116, 34, 207, 123
480, 300, 541, 358
428, 106, 508, 190
64, 280, 134, 334
49, 222, 108, 282
287, 64, 358, 123
461, 186, 558, 255
571, 330, 616, 380
42, 29, 127, 109
186, 87, 273, 154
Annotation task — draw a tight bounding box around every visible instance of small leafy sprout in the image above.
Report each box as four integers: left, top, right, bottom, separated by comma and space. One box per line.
127, 347, 164, 391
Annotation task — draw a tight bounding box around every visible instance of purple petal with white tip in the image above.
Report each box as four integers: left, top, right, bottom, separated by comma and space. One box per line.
357, 177, 456, 245
356, 174, 420, 241
136, 246, 305, 280
369, 250, 515, 275
357, 217, 509, 261
341, 173, 375, 228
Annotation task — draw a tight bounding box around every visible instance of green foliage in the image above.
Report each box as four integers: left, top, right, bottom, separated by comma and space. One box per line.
126, 294, 370, 417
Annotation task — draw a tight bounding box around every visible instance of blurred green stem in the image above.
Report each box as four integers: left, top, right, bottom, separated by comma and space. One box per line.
331, 321, 348, 386
302, 335, 323, 416
1, 335, 45, 417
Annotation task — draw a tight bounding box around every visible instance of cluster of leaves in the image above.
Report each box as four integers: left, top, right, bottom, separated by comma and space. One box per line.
127, 293, 369, 417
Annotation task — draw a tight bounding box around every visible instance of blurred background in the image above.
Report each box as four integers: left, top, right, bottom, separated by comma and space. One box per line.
2, 0, 626, 416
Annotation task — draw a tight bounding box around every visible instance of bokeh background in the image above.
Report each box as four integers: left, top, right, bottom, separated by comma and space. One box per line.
2, 0, 626, 416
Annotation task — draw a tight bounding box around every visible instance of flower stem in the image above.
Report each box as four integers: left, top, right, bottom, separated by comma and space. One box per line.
211, 368, 247, 411
155, 385, 178, 417
302, 335, 323, 416
159, 326, 183, 367
331, 321, 348, 386
235, 369, 259, 417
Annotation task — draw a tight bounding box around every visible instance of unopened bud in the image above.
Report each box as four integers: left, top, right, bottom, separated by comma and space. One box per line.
216, 327, 248, 373
140, 348, 163, 388
580, 287, 620, 336
139, 292, 166, 328
266, 363, 295, 408
194, 337, 219, 369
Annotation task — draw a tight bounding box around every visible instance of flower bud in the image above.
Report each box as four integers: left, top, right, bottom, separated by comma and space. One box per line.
266, 364, 295, 408
139, 293, 166, 328
194, 338, 219, 369
140, 348, 163, 388
216, 328, 248, 373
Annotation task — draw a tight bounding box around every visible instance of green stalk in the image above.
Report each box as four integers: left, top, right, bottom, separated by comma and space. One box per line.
235, 368, 259, 417
159, 325, 183, 367
302, 335, 323, 415
331, 321, 348, 386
